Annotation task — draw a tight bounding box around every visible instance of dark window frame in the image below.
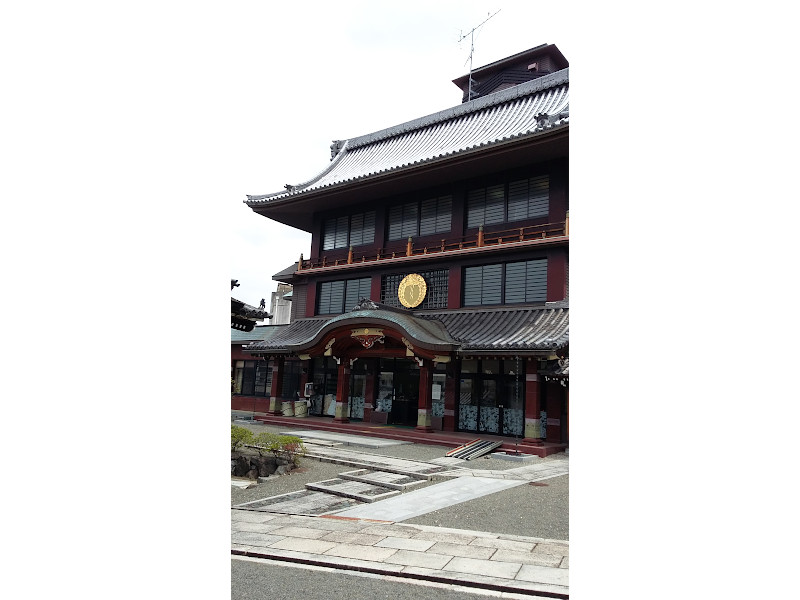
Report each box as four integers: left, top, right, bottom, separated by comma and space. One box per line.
322, 210, 376, 250
232, 359, 272, 397
317, 277, 371, 315
387, 195, 452, 241
466, 175, 550, 229
463, 258, 548, 307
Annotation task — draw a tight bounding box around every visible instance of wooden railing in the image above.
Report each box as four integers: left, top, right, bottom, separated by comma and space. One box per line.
297, 219, 568, 272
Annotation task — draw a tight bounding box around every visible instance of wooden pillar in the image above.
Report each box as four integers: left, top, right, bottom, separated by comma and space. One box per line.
443, 361, 457, 431
333, 360, 350, 423
268, 356, 285, 415
416, 360, 434, 432
362, 359, 375, 422
522, 359, 544, 444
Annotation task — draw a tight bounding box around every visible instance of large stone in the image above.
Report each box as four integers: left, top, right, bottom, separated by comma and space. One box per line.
233, 455, 251, 477
252, 455, 278, 477
245, 468, 258, 480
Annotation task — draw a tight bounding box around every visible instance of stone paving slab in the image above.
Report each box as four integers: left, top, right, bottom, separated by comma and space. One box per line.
323, 542, 399, 562
233, 489, 360, 516
338, 469, 429, 490
318, 530, 387, 545
269, 537, 338, 554
230, 532, 284, 547
427, 541, 496, 559
281, 430, 412, 448
374, 536, 436, 552
231, 478, 257, 489
332, 476, 528, 521
516, 563, 570, 586
443, 555, 522, 579
306, 447, 465, 479
492, 548, 563, 567
386, 549, 453, 569
305, 478, 401, 502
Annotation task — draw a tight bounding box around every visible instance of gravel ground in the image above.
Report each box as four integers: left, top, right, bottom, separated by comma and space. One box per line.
231, 420, 568, 540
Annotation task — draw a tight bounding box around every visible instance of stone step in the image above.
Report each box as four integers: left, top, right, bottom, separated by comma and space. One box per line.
305, 478, 401, 503
338, 469, 429, 491
233, 489, 360, 516
305, 448, 464, 479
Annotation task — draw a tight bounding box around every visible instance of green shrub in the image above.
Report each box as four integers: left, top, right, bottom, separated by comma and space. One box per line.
252, 432, 281, 457
279, 435, 306, 466
250, 432, 306, 465
231, 424, 253, 452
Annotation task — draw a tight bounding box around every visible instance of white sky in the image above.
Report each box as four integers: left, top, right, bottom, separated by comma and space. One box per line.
230, 1, 576, 309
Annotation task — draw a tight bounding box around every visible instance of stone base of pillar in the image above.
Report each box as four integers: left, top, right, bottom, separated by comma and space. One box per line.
362, 404, 374, 423
522, 437, 545, 445
267, 397, 283, 416
416, 409, 434, 432
333, 402, 350, 423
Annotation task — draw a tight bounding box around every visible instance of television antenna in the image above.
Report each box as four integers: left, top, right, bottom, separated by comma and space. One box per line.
458, 9, 501, 101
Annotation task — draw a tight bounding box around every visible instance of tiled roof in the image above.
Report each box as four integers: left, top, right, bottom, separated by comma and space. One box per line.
244, 301, 568, 355
246, 69, 569, 205
231, 297, 271, 332
421, 305, 568, 352
231, 325, 285, 344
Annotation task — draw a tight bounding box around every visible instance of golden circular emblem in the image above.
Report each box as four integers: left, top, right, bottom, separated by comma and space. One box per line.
398, 273, 427, 308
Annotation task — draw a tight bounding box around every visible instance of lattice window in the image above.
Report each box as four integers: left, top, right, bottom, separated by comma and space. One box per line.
381, 269, 448, 309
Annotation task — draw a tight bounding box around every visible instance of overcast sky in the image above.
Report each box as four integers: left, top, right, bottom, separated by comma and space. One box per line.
230, 1, 576, 310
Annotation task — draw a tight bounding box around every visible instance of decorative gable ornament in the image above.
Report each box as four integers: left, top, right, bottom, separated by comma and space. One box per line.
351, 328, 385, 349
353, 298, 379, 311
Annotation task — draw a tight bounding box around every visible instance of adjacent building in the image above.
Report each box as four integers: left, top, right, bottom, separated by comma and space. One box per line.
237, 44, 569, 452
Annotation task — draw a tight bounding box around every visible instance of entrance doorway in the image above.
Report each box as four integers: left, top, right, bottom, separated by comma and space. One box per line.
376, 358, 420, 426
457, 359, 524, 437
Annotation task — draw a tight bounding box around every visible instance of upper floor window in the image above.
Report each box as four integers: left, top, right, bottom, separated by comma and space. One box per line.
317, 277, 371, 315
463, 259, 547, 307
388, 195, 452, 241
322, 211, 375, 250
467, 175, 549, 228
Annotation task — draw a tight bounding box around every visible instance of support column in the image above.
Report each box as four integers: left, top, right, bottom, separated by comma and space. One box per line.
362, 359, 375, 423
333, 360, 350, 423
523, 359, 544, 444
416, 360, 434, 432
443, 361, 457, 431
268, 356, 285, 415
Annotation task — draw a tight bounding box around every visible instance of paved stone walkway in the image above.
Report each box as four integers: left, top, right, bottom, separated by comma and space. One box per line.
232, 509, 569, 598
281, 430, 412, 448
333, 476, 528, 521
